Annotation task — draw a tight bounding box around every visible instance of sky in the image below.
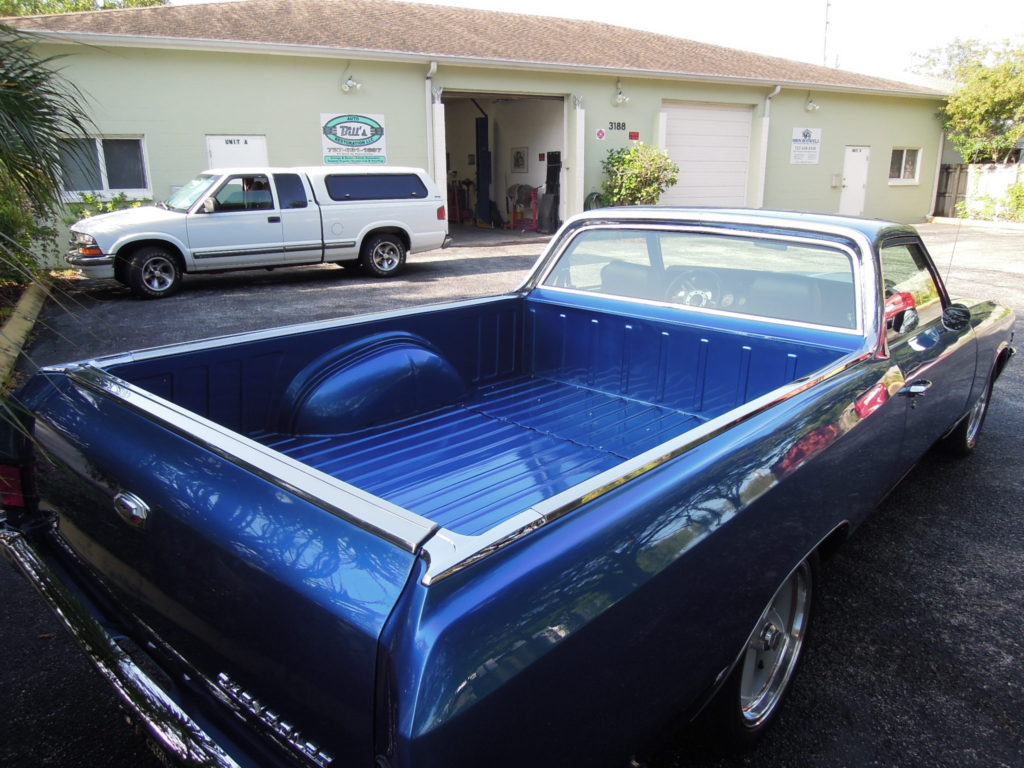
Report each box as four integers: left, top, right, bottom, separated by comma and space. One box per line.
173, 0, 1024, 82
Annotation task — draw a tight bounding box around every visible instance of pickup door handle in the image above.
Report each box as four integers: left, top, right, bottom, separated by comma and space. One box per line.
899, 379, 932, 397
267, 215, 281, 223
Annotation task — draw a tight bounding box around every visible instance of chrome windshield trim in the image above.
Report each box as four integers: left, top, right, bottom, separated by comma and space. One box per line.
521, 210, 882, 345
0, 527, 241, 768
420, 344, 872, 585
529, 222, 866, 336
60, 365, 436, 553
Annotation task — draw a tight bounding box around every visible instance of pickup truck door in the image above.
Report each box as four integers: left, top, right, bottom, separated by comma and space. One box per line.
273, 172, 324, 263
186, 173, 285, 270
880, 238, 975, 466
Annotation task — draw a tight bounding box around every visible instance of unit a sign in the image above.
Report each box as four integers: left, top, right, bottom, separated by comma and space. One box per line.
321, 113, 387, 164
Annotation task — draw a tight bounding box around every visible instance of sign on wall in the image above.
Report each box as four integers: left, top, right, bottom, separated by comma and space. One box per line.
790, 128, 822, 164
320, 113, 387, 164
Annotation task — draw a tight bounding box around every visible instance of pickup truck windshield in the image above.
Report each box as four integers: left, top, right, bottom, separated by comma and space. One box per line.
543, 228, 858, 330
164, 174, 218, 212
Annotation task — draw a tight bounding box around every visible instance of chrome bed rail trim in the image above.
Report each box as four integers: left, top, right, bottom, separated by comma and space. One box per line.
420, 345, 873, 584
0, 526, 241, 768
59, 364, 437, 553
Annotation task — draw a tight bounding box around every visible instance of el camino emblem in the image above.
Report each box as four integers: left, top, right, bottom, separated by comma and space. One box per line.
322, 115, 384, 147
113, 492, 150, 528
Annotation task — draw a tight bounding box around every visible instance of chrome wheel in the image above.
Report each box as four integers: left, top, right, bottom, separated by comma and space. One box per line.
369, 241, 400, 272
739, 560, 812, 727
142, 255, 176, 292
964, 385, 990, 448
360, 234, 406, 277
127, 246, 182, 299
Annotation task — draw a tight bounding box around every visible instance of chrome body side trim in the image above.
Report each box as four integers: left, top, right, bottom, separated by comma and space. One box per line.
0, 526, 241, 768
61, 365, 437, 553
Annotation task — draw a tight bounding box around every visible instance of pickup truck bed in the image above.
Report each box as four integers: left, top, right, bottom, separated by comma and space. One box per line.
109, 294, 852, 537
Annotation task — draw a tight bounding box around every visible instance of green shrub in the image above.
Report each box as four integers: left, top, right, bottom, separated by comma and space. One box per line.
600, 143, 679, 206
64, 192, 146, 224
0, 180, 55, 284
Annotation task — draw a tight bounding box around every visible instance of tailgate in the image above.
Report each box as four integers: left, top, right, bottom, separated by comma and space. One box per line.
14, 370, 428, 766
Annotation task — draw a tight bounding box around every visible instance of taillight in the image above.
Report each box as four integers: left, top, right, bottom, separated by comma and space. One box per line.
0, 463, 25, 508
436, 205, 446, 221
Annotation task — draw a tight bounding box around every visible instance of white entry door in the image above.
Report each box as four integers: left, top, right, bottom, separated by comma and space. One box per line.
839, 146, 870, 216
206, 135, 268, 168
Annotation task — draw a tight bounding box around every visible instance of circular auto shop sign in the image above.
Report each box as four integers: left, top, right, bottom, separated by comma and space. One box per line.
322, 114, 384, 147
320, 113, 388, 164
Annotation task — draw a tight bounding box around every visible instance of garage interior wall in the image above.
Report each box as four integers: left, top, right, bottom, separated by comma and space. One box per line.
443, 96, 563, 226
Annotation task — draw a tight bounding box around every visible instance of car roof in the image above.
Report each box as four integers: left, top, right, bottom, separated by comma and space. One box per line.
567, 206, 917, 244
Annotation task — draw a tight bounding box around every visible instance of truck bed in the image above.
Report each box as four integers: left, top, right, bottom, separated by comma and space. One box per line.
255, 374, 703, 536
104, 294, 857, 539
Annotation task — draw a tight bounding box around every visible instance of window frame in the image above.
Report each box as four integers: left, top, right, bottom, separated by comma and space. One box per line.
888, 147, 922, 186
59, 135, 152, 202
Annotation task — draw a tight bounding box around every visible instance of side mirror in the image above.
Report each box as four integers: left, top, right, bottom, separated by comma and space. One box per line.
202, 197, 217, 214
942, 303, 971, 332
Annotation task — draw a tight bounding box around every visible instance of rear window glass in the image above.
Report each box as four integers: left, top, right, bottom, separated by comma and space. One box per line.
542, 228, 858, 330
274, 173, 308, 209
325, 174, 428, 201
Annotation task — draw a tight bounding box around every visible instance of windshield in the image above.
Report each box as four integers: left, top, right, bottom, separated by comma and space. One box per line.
542, 227, 858, 330
164, 174, 219, 212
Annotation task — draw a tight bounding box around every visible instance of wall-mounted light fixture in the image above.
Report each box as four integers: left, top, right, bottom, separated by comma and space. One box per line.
805, 97, 820, 112
342, 76, 362, 93
614, 80, 629, 106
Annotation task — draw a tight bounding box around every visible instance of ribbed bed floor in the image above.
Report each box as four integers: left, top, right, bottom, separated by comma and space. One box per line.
255, 376, 704, 535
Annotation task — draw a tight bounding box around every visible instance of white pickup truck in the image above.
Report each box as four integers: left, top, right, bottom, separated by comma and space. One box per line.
67, 166, 450, 298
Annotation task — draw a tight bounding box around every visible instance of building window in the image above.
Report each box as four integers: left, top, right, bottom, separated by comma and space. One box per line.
888, 148, 921, 185
58, 137, 150, 199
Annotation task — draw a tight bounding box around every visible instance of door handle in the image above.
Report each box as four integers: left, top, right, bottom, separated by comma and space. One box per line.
898, 379, 932, 397
268, 215, 281, 223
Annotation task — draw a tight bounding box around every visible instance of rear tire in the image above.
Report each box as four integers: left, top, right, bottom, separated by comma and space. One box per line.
939, 376, 993, 457
126, 246, 182, 299
359, 234, 406, 277
703, 553, 817, 749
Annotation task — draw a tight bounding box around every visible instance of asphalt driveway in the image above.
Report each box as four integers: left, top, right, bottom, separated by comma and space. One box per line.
2, 222, 1022, 767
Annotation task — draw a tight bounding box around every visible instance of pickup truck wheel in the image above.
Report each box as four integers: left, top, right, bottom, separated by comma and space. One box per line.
360, 234, 406, 277
939, 375, 993, 457
127, 247, 182, 298
705, 554, 816, 748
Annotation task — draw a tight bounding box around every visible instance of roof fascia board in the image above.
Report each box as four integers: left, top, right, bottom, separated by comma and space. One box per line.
28, 30, 947, 99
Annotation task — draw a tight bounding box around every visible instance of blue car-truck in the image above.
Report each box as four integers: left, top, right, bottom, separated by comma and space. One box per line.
1, 209, 1014, 767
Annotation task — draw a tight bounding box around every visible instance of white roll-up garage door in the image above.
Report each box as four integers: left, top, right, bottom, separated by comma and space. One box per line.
661, 102, 753, 207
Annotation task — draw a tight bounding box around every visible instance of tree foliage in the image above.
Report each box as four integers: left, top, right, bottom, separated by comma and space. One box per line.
0, 24, 93, 280
941, 45, 1024, 163
600, 143, 679, 206
0, 0, 164, 15
910, 38, 990, 81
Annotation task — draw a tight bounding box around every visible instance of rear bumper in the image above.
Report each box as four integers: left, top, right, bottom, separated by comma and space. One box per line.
1, 526, 238, 767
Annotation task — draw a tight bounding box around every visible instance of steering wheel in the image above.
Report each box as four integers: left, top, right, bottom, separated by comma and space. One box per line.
666, 268, 722, 308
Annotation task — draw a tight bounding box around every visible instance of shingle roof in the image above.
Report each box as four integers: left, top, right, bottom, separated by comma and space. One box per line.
3, 0, 941, 95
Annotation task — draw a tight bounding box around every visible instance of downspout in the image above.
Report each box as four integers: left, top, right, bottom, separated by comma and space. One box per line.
756, 85, 782, 209
425, 61, 438, 178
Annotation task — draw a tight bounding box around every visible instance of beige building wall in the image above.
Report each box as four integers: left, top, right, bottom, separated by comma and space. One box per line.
42, 41, 945, 224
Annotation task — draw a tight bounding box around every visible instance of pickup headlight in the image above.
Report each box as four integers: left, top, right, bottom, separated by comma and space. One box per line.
70, 231, 102, 256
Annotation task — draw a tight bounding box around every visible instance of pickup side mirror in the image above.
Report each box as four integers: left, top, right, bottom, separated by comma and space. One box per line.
202, 197, 217, 214
942, 303, 972, 332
